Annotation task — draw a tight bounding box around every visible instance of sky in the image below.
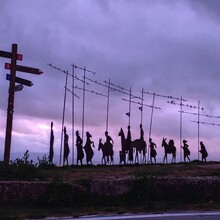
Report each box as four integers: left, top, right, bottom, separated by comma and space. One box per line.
1, 0, 220, 164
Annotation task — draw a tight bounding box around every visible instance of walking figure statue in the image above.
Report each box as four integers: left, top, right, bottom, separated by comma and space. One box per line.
118, 128, 127, 164
76, 130, 84, 165
63, 126, 70, 166
49, 121, 54, 164
84, 131, 95, 165
199, 141, 208, 162
127, 126, 133, 164
181, 140, 190, 162
149, 138, 157, 164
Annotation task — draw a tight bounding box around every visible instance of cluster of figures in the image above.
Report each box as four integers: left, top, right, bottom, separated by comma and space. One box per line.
49, 122, 209, 166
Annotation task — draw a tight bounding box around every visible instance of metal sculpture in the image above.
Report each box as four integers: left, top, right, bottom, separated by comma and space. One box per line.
49, 121, 54, 164
84, 131, 95, 165
149, 138, 157, 164
162, 138, 176, 163
76, 130, 84, 165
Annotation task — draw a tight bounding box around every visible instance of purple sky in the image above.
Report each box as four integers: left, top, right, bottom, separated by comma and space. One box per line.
1, 0, 220, 164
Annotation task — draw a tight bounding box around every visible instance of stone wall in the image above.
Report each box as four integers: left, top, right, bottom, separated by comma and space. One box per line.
1, 176, 220, 204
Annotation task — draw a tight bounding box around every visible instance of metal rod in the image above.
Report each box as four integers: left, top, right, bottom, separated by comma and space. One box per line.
191, 120, 220, 126
198, 100, 200, 161
144, 91, 187, 102
72, 64, 75, 165
148, 92, 155, 163
140, 89, 144, 125
106, 79, 110, 132
180, 96, 183, 162
128, 87, 131, 126
60, 70, 68, 166
82, 68, 86, 145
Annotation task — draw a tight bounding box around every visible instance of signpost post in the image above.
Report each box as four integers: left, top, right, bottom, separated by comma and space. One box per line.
0, 43, 43, 165
4, 44, 17, 166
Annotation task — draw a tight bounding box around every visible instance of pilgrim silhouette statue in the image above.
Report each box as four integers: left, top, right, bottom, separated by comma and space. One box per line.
84, 131, 95, 165
105, 131, 114, 164
199, 141, 208, 162
127, 125, 133, 163
181, 140, 190, 162
63, 126, 70, 166
98, 138, 106, 164
76, 130, 84, 165
118, 128, 127, 164
130, 125, 147, 164
49, 121, 54, 164
162, 138, 176, 163
149, 138, 157, 164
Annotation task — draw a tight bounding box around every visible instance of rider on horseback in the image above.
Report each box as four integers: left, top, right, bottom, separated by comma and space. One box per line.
140, 124, 144, 141
105, 131, 114, 149
105, 131, 114, 163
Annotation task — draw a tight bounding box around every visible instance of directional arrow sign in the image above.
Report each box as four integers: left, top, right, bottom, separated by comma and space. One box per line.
0, 50, 22, 60
6, 74, 33, 87
5, 63, 43, 75
14, 84, 24, 92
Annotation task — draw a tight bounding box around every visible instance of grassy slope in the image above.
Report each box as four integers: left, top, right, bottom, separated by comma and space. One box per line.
1, 161, 220, 219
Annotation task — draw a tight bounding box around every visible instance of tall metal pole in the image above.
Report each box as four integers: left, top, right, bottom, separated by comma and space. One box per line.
180, 96, 183, 162
198, 100, 200, 160
106, 79, 110, 132
148, 92, 155, 163
140, 88, 144, 125
128, 87, 131, 166
4, 43, 17, 166
128, 87, 131, 126
82, 67, 86, 144
60, 70, 68, 166
72, 64, 75, 165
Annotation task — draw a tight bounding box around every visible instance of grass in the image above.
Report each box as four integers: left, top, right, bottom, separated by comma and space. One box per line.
1, 161, 220, 219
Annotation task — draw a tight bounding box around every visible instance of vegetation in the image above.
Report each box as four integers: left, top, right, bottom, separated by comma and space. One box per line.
1, 152, 220, 219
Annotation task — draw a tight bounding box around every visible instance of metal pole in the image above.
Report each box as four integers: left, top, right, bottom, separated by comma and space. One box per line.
140, 88, 144, 125
128, 87, 131, 126
106, 79, 110, 132
82, 67, 86, 145
198, 100, 200, 160
72, 64, 75, 165
180, 96, 183, 162
4, 43, 17, 166
148, 92, 155, 163
60, 70, 68, 166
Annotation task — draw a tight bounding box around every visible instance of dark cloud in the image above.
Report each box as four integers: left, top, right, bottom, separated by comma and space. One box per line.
188, 0, 220, 21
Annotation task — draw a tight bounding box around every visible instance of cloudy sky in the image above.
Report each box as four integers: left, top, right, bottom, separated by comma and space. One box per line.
1, 0, 220, 164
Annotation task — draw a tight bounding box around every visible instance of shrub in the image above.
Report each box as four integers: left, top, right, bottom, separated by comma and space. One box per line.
37, 154, 55, 169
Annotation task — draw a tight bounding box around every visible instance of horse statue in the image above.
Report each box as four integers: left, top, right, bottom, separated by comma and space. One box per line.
118, 128, 146, 164
130, 138, 147, 164
98, 138, 114, 165
161, 137, 176, 163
